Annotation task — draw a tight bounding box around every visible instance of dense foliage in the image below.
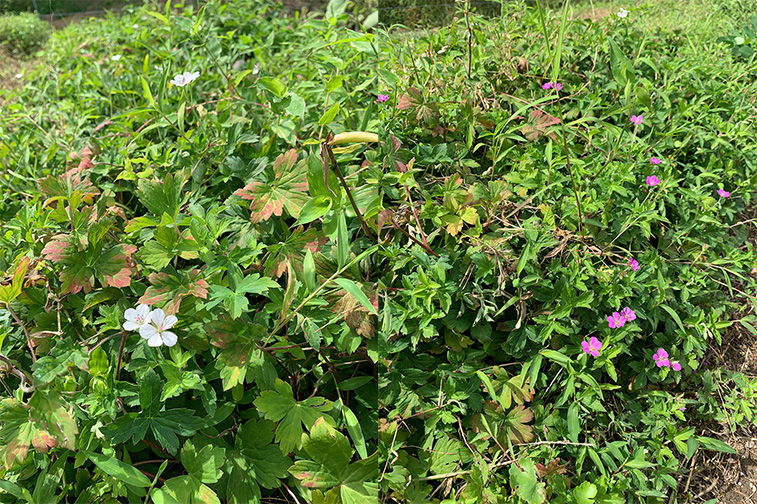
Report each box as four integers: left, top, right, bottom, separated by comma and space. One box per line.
0, 12, 49, 54
378, 1, 757, 502
0, 1, 379, 503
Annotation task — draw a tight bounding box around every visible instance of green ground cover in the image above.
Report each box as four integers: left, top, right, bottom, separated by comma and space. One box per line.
378, 0, 757, 502
2, 0, 757, 502
0, 1, 379, 503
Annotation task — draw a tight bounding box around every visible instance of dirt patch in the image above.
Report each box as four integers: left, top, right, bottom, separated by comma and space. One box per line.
573, 7, 615, 22
0, 51, 28, 103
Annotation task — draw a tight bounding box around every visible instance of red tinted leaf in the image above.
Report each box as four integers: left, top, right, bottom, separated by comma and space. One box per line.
138, 269, 209, 314
234, 150, 309, 223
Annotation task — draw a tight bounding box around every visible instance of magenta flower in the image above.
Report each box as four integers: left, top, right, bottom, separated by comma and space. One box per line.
646, 175, 660, 186
377, 94, 389, 102
653, 348, 670, 368
628, 257, 640, 271
555, 83, 563, 91
717, 188, 730, 198
581, 337, 603, 357
621, 307, 636, 322
542, 82, 553, 89
650, 157, 661, 164
630, 115, 643, 125
671, 361, 682, 371
607, 312, 626, 329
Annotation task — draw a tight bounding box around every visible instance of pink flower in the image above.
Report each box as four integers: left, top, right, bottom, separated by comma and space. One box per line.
377, 94, 389, 102
542, 82, 553, 89
679, 406, 686, 411
630, 115, 643, 125
717, 188, 730, 198
671, 361, 682, 371
628, 257, 640, 271
621, 307, 636, 322
653, 348, 670, 367
607, 312, 626, 329
581, 337, 603, 357
650, 157, 661, 164
646, 175, 660, 186
555, 83, 562, 91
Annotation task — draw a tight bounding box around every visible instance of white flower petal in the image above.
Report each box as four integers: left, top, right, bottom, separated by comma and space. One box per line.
123, 320, 139, 331
124, 308, 138, 321
162, 315, 178, 329
136, 304, 151, 317
147, 332, 163, 347
151, 308, 166, 327
161, 331, 178, 347
139, 324, 158, 340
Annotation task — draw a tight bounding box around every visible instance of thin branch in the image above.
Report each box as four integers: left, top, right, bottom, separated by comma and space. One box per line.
6, 305, 36, 363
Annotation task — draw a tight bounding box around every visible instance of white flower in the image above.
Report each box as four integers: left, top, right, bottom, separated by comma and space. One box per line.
138, 308, 178, 347
132, 24, 138, 29
617, 8, 629, 18
170, 71, 200, 87
123, 304, 152, 331
111, 54, 122, 62
252, 62, 261, 75
14, 73, 22, 79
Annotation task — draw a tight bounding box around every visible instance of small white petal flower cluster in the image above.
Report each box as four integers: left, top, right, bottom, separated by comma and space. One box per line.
170, 71, 200, 87
123, 304, 179, 347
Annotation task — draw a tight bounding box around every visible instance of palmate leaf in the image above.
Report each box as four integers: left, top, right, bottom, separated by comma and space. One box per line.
509, 458, 546, 504
206, 319, 267, 390
163, 442, 225, 504
0, 390, 78, 470
233, 149, 309, 223
289, 417, 379, 504
137, 171, 188, 220
471, 401, 534, 448
138, 269, 209, 315
324, 283, 378, 339
225, 418, 291, 504
253, 379, 334, 454
42, 234, 137, 294
264, 225, 327, 278
103, 371, 204, 454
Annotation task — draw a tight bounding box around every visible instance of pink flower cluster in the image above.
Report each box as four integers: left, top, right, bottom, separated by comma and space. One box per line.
607, 307, 636, 329
542, 82, 563, 91
628, 257, 640, 272
377, 94, 389, 102
653, 348, 681, 370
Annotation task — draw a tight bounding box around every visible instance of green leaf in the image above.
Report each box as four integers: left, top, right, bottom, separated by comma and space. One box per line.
84, 451, 152, 488
342, 401, 367, 459
233, 150, 309, 222
297, 196, 333, 225
333, 278, 377, 315
253, 379, 334, 454
508, 458, 546, 504
608, 37, 631, 87
181, 441, 225, 484
141, 369, 163, 416
141, 75, 158, 109
289, 417, 378, 503
258, 77, 287, 97
225, 418, 291, 503
88, 347, 109, 376
319, 102, 341, 125
696, 436, 737, 454
572, 481, 598, 504
540, 349, 571, 367
303, 249, 317, 292
285, 92, 306, 117
336, 211, 349, 269
567, 402, 580, 443
137, 171, 187, 221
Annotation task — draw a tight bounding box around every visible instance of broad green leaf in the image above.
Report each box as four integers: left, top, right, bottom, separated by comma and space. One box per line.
297, 196, 333, 225
696, 436, 737, 454
181, 441, 225, 484
140, 369, 163, 416
226, 418, 291, 504
319, 102, 341, 125
84, 451, 152, 487
573, 481, 598, 504
342, 402, 367, 459
253, 379, 334, 454
509, 458, 546, 504
258, 77, 287, 97
88, 347, 109, 376
289, 417, 378, 503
